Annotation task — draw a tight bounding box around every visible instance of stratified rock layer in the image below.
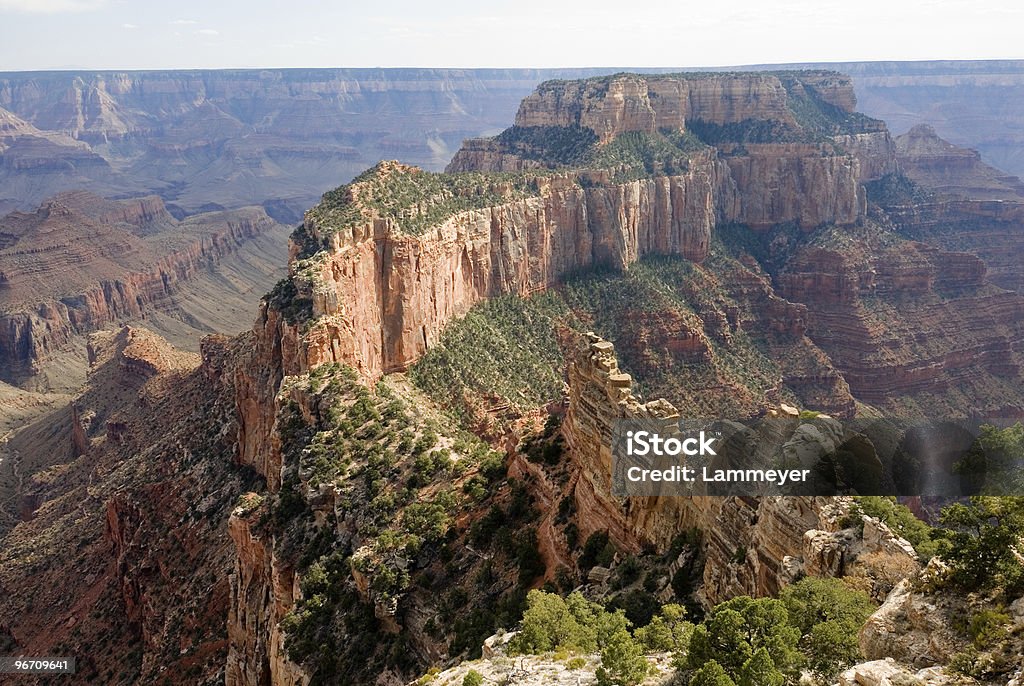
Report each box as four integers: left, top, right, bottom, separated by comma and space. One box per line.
896, 124, 1024, 200
0, 191, 282, 383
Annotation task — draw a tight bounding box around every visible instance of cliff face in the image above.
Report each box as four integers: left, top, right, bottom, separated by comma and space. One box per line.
777, 229, 1024, 414
287, 73, 894, 382
510, 71, 861, 140
721, 142, 865, 229
295, 159, 736, 379
513, 73, 798, 139
226, 509, 308, 686
0, 191, 284, 384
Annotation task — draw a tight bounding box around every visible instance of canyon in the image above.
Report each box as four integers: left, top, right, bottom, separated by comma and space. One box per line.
0, 190, 290, 389
0, 68, 617, 221
0, 65, 1023, 686
3, 60, 1024, 220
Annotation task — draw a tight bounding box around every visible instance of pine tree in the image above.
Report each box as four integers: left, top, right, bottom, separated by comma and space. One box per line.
690, 660, 738, 686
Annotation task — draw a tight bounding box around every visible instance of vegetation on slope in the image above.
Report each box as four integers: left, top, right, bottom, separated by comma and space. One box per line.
251, 362, 576, 683
266, 364, 508, 680
305, 162, 542, 237
411, 250, 801, 422
494, 125, 707, 180
496, 578, 876, 686
864, 172, 935, 206
409, 292, 578, 423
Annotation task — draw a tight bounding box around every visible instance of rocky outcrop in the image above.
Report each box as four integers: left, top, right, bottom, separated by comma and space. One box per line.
452, 74, 877, 228
407, 631, 673, 686
509, 72, 857, 140
226, 507, 308, 686
835, 131, 899, 182
859, 578, 962, 668
291, 160, 736, 380
293, 115, 874, 384
562, 334, 918, 605
839, 659, 954, 686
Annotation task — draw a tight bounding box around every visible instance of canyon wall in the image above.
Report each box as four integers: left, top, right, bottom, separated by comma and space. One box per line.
226, 509, 308, 686
0, 68, 624, 216
885, 199, 1024, 294
0, 194, 282, 383
293, 158, 738, 380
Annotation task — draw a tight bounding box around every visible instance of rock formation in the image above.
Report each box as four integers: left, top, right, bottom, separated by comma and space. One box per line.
293, 158, 735, 379
283, 72, 900, 385
895, 124, 1024, 200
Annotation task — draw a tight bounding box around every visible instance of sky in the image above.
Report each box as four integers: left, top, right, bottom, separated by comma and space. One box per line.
0, 0, 1021, 71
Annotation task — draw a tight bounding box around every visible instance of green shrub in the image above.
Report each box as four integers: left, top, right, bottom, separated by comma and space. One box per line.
462, 669, 484, 686
580, 531, 615, 569
607, 589, 660, 629
595, 628, 650, 686
690, 660, 737, 686
967, 608, 1011, 649
933, 496, 1024, 592
685, 597, 801, 684
635, 604, 692, 652
515, 528, 546, 586
780, 577, 875, 681
613, 555, 642, 589
508, 590, 601, 654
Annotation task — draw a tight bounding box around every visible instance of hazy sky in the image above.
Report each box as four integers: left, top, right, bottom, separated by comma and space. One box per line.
0, 0, 1020, 71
